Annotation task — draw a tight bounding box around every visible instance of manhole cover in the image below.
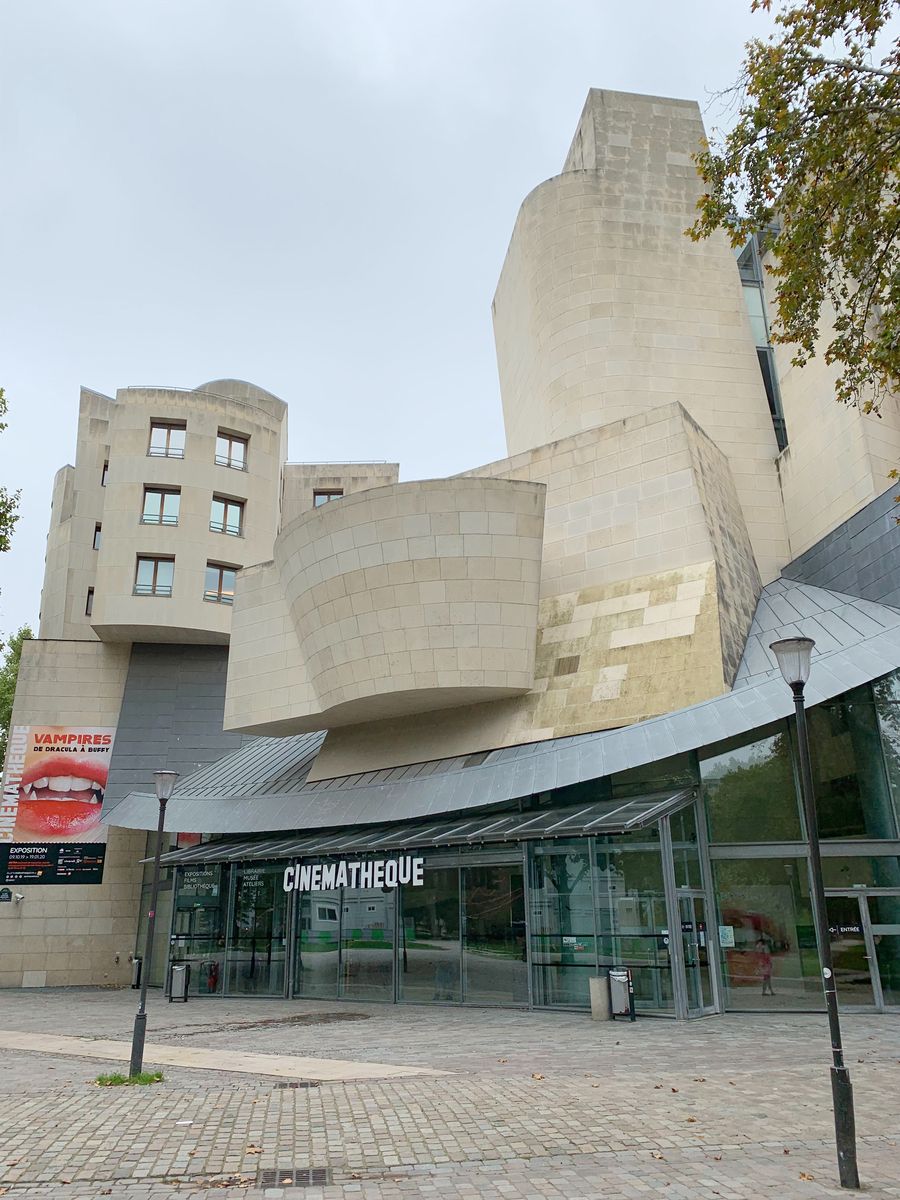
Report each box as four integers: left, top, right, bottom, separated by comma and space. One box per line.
259, 1167, 332, 1186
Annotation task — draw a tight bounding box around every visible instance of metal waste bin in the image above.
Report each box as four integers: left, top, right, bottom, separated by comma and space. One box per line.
609, 967, 636, 1021
131, 956, 142, 989
589, 974, 612, 1021
168, 962, 191, 1003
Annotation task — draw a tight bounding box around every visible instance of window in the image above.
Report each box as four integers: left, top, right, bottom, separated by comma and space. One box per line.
141, 488, 181, 526
215, 431, 248, 471
134, 556, 174, 597
210, 496, 244, 536
316, 905, 338, 922
85, 587, 94, 616
148, 421, 186, 459
101, 461, 109, 487
313, 489, 343, 507
93, 524, 102, 550
204, 562, 237, 604
701, 724, 802, 843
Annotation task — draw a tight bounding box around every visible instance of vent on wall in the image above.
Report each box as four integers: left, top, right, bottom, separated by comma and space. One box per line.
554, 655, 581, 677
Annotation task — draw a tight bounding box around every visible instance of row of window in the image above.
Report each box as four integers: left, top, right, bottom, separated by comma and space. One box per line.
84, 560, 237, 616
148, 422, 249, 470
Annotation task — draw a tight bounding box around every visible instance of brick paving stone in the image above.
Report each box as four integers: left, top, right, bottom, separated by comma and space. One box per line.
0, 990, 897, 1198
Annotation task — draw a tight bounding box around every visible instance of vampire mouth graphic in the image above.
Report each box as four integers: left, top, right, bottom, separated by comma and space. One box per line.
16, 756, 108, 837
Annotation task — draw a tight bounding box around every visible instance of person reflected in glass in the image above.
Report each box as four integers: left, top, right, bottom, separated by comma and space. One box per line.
756, 936, 775, 996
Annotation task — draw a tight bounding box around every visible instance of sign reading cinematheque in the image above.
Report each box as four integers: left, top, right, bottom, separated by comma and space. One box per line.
282, 856, 425, 894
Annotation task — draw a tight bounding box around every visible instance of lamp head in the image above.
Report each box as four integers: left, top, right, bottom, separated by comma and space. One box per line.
153, 770, 179, 803
769, 637, 815, 689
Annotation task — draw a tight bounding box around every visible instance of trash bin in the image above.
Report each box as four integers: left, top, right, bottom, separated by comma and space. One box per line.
589, 974, 612, 1021
131, 956, 142, 989
168, 962, 191, 1003
609, 967, 636, 1021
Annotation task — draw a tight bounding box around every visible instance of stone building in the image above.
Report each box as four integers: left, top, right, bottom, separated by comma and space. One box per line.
2, 89, 899, 1018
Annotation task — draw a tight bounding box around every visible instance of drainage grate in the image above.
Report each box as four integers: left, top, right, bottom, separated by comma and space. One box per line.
259, 1167, 332, 1186
275, 1080, 320, 1088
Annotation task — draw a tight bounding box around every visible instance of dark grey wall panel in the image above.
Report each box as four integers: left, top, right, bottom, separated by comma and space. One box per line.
782, 486, 900, 607
103, 644, 245, 815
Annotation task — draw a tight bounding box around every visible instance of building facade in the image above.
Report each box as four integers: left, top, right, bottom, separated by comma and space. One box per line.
2, 89, 899, 1016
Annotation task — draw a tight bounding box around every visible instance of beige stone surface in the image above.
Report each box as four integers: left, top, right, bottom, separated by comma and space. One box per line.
282, 461, 400, 525
225, 478, 546, 734
0, 640, 145, 989
492, 89, 789, 583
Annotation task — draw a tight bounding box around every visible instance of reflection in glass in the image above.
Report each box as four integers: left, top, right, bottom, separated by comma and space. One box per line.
226, 864, 287, 995
340, 888, 396, 1000
294, 890, 341, 999
400, 868, 461, 1003
595, 829, 674, 1013
869, 894, 900, 1008
701, 725, 801, 844
714, 857, 821, 1010
529, 843, 594, 1007
463, 866, 528, 1005
825, 895, 874, 1006
170, 863, 228, 995
670, 804, 703, 889
874, 670, 900, 833
679, 893, 714, 1011
808, 685, 897, 839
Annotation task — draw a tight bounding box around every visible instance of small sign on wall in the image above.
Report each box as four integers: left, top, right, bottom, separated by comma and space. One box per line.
719, 925, 735, 948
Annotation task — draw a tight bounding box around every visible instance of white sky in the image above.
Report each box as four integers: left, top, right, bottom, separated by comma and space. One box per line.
0, 0, 777, 634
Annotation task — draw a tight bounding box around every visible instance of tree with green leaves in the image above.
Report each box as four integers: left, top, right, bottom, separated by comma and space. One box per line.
0, 625, 33, 763
0, 387, 22, 552
688, 0, 900, 439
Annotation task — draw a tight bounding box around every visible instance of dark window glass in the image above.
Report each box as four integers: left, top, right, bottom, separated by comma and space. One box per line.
757, 349, 788, 450
148, 422, 186, 458
529, 842, 594, 1007
701, 724, 802, 843
141, 488, 180, 525
713, 856, 821, 1011
215, 432, 248, 470
210, 496, 244, 536
170, 864, 229, 996
226, 864, 287, 996
204, 563, 237, 604
101, 461, 109, 487
134, 556, 174, 597
808, 685, 898, 840
874, 669, 900, 832
313, 489, 343, 507
93, 524, 101, 550
85, 587, 94, 616
821, 854, 900, 890
400, 867, 461, 1003
611, 752, 697, 800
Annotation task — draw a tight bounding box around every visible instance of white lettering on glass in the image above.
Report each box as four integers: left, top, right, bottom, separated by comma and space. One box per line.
282, 856, 426, 894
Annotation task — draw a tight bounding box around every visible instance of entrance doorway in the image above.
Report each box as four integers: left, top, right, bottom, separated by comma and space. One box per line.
826, 891, 900, 1011
679, 893, 716, 1015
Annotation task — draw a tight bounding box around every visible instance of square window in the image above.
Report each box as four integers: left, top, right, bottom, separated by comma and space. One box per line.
134, 556, 174, 597
141, 488, 180, 526
101, 461, 109, 487
313, 489, 343, 507
215, 431, 248, 471
210, 495, 244, 536
93, 524, 102, 550
148, 421, 186, 459
204, 562, 238, 604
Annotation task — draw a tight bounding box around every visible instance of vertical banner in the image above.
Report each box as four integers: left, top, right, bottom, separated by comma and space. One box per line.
0, 725, 115, 884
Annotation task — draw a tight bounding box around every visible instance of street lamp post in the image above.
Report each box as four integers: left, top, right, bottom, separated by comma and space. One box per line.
129, 769, 179, 1078
769, 637, 859, 1190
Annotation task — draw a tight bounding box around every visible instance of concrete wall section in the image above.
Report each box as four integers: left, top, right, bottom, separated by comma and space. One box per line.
492, 89, 789, 582
0, 639, 143, 989
282, 463, 400, 526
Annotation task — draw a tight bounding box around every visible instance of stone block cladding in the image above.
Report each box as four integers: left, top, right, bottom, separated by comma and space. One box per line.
225, 478, 546, 734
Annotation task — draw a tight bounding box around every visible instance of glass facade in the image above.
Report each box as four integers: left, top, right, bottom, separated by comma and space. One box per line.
165, 669, 900, 1016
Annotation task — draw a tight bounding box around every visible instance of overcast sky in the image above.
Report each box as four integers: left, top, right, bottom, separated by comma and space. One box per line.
0, 0, 777, 635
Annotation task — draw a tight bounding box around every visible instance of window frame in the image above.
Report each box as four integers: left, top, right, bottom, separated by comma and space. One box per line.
204, 561, 238, 605
133, 555, 175, 597
101, 461, 109, 487
313, 488, 344, 507
210, 495, 245, 537
93, 523, 102, 551
215, 430, 249, 471
141, 486, 181, 526
147, 421, 187, 460
85, 587, 94, 617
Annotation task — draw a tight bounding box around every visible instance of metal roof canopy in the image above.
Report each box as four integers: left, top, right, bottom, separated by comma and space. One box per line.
159, 788, 695, 866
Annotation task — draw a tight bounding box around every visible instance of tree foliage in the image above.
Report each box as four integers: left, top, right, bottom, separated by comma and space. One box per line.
688, 0, 900, 426
0, 387, 22, 552
0, 625, 33, 764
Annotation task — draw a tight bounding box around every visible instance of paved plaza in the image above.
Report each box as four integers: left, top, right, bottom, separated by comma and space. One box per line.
0, 989, 897, 1199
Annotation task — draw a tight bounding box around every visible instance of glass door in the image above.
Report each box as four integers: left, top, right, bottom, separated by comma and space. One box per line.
868, 894, 900, 1009
462, 865, 528, 1005
339, 887, 396, 1001
226, 863, 288, 996
825, 894, 875, 1007
679, 894, 716, 1015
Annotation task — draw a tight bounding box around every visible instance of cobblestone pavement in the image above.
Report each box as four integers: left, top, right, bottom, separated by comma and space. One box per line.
0, 989, 897, 1198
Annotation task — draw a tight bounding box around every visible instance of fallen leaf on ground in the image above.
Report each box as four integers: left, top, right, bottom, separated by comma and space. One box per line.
693, 1077, 706, 1082
497, 1058, 508, 1063
531, 1072, 545, 1080
281, 1178, 292, 1185
686, 1116, 697, 1123
654, 1083, 663, 1089
671, 1087, 679, 1093
783, 1148, 791, 1155
799, 1173, 815, 1182
713, 1155, 722, 1161
651, 1151, 665, 1160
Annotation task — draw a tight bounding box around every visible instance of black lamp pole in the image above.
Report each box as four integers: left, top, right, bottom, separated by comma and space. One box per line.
129, 769, 178, 1078
770, 639, 859, 1190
